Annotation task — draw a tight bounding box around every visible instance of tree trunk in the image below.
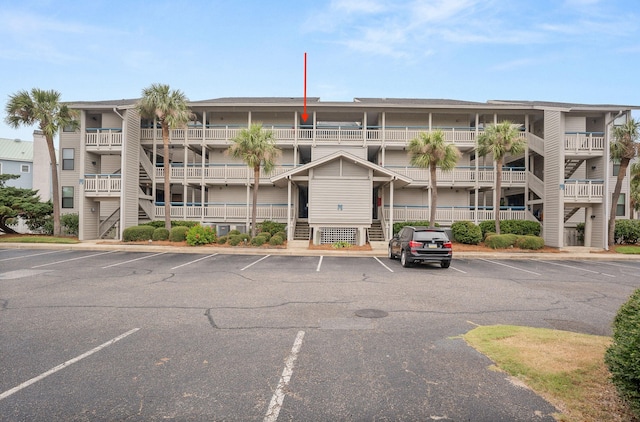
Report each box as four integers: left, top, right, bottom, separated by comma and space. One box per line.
46, 135, 61, 237
251, 166, 260, 237
429, 164, 437, 228
162, 124, 171, 231
608, 158, 630, 245
495, 158, 503, 235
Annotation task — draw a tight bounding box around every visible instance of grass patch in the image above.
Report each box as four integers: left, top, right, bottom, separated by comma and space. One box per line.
464, 325, 638, 422
0, 235, 79, 244
614, 245, 640, 254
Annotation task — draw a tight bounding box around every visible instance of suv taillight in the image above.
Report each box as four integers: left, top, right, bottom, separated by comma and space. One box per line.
408, 240, 421, 250
444, 241, 452, 249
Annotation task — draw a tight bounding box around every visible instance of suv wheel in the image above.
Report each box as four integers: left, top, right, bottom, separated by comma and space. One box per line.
388, 246, 394, 260
441, 260, 451, 269
401, 250, 411, 268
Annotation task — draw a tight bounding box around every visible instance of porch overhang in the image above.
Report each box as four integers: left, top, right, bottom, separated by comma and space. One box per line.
270, 150, 412, 188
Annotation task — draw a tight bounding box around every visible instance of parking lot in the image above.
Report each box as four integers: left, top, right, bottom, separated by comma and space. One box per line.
1, 248, 639, 421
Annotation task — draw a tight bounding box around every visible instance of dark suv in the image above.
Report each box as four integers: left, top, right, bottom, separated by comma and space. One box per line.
388, 226, 452, 268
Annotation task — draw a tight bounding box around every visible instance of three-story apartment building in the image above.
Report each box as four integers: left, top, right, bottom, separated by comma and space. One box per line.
59, 97, 638, 249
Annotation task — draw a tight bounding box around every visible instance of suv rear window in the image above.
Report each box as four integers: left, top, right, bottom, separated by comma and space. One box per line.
414, 231, 448, 241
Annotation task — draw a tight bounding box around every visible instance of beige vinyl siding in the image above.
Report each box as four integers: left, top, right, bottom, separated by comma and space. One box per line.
207, 186, 247, 203
208, 112, 247, 125
385, 113, 428, 127
252, 112, 294, 125
121, 109, 140, 232
310, 178, 371, 224
432, 114, 471, 127
384, 150, 411, 166
312, 146, 366, 160
565, 116, 586, 133
543, 110, 564, 247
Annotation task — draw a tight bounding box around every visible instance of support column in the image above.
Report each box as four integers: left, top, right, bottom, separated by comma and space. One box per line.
287, 177, 292, 241
585, 206, 593, 247
389, 180, 395, 239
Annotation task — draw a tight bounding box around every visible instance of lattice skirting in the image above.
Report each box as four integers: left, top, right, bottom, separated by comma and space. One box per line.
320, 227, 356, 244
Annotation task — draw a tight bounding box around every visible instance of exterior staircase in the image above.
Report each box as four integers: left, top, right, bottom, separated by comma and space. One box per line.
564, 207, 581, 223
293, 221, 310, 240
368, 220, 385, 242
564, 159, 584, 179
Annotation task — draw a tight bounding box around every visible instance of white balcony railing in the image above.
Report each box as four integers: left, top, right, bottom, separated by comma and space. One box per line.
386, 166, 526, 185
85, 129, 123, 149
139, 125, 484, 148
84, 174, 122, 194
564, 132, 605, 154
154, 203, 292, 221
563, 180, 604, 202
155, 164, 296, 181
383, 206, 526, 225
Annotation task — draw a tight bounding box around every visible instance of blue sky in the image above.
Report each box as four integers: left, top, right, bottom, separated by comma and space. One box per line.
1, 0, 639, 141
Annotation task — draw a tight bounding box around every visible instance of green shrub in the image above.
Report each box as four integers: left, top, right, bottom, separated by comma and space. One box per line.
186, 225, 216, 246
484, 231, 497, 241
275, 231, 287, 240
217, 236, 227, 244
143, 220, 199, 229
332, 241, 352, 249
515, 235, 544, 250
169, 226, 189, 242
393, 221, 436, 234
123, 225, 155, 242
257, 231, 271, 241
228, 235, 242, 246
605, 288, 640, 417
239, 233, 251, 242
152, 228, 170, 241
60, 213, 79, 236
258, 220, 286, 235
479, 220, 541, 237
269, 235, 284, 246
479, 220, 496, 236
614, 219, 640, 244
228, 229, 241, 236
485, 234, 518, 249
451, 221, 482, 245
250, 236, 266, 246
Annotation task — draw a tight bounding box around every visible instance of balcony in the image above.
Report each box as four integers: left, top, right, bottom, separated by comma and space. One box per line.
383, 205, 526, 225
563, 179, 604, 203
84, 174, 121, 196
386, 166, 526, 187
154, 164, 296, 183
85, 128, 123, 151
154, 203, 292, 221
564, 132, 604, 156
140, 125, 483, 149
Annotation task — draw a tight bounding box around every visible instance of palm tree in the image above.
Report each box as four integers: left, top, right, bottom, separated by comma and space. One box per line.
408, 130, 460, 228
609, 118, 639, 243
136, 84, 192, 231
629, 162, 640, 219
477, 121, 526, 235
5, 88, 79, 236
228, 123, 280, 237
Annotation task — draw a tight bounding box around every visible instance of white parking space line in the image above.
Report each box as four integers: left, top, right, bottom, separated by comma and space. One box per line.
316, 256, 323, 272
537, 260, 615, 278
31, 251, 117, 268
479, 259, 541, 276
101, 252, 167, 269
598, 261, 640, 270
0, 328, 140, 401
449, 265, 466, 274
170, 253, 218, 270
0, 250, 68, 262
241, 255, 271, 271
373, 257, 394, 272
264, 330, 305, 422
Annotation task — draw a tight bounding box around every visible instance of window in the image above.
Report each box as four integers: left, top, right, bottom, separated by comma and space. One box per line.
612, 159, 620, 177
62, 148, 74, 170
62, 187, 74, 209
21, 164, 30, 173
616, 193, 626, 217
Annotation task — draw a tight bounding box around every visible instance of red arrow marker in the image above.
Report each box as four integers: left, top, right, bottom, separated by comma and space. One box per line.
302, 52, 309, 122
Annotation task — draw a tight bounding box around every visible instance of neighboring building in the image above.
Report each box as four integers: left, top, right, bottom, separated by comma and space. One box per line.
0, 138, 33, 189
59, 97, 638, 249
